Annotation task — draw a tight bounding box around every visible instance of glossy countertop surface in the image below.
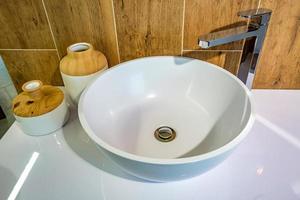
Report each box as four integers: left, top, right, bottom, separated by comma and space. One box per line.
0, 90, 300, 200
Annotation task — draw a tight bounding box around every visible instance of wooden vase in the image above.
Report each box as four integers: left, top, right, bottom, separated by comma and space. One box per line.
12, 80, 69, 135
60, 42, 108, 104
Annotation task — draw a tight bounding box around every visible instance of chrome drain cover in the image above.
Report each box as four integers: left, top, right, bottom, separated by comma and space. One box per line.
154, 126, 176, 142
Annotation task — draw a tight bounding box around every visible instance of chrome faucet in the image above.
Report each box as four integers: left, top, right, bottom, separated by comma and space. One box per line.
199, 8, 272, 88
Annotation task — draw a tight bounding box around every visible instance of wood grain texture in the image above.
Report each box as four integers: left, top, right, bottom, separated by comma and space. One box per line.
113, 0, 184, 61
43, 0, 119, 66
13, 82, 64, 117
0, 0, 54, 49
60, 43, 108, 76
184, 0, 259, 50
0, 51, 62, 92
253, 0, 300, 89
182, 51, 242, 75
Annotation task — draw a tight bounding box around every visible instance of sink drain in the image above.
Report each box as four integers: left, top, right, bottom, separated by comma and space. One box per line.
154, 126, 176, 142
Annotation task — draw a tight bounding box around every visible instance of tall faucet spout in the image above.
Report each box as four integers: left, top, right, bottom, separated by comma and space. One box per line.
199, 25, 258, 48
197, 8, 272, 88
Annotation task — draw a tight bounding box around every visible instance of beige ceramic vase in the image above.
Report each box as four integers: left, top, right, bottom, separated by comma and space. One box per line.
60, 42, 108, 104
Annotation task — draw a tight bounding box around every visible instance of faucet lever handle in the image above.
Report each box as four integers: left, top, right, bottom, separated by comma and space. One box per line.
238, 8, 272, 19
238, 8, 272, 25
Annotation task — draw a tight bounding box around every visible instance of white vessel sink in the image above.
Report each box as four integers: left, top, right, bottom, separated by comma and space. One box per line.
78, 56, 254, 182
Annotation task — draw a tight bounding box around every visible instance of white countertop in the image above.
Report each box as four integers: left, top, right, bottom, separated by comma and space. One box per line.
1, 90, 300, 200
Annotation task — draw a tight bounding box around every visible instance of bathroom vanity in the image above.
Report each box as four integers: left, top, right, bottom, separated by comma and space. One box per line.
0, 89, 299, 200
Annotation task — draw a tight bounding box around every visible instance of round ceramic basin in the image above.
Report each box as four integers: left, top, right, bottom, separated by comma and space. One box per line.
78, 56, 255, 182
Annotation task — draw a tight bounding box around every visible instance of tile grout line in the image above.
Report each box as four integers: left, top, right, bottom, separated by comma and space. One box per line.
111, 0, 121, 63
251, 0, 262, 88
240, 0, 262, 51
257, 0, 262, 9
180, 0, 186, 56
182, 49, 243, 52
235, 49, 244, 75
41, 0, 61, 60
0, 49, 57, 51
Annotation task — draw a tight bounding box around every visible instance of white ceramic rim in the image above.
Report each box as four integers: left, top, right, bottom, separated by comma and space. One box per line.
68, 42, 92, 52
78, 56, 256, 165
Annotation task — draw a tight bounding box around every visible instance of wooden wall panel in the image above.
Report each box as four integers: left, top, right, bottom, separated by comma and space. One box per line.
0, 0, 54, 49
43, 0, 119, 66
0, 51, 62, 92
0, 0, 299, 90
183, 0, 259, 50
253, 0, 300, 89
113, 0, 184, 62
183, 51, 242, 75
